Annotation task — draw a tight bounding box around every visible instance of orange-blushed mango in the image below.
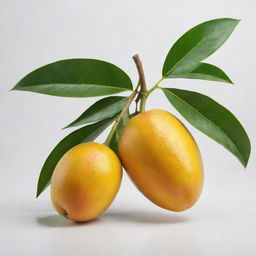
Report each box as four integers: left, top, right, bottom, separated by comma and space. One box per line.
118, 109, 203, 211
51, 142, 122, 222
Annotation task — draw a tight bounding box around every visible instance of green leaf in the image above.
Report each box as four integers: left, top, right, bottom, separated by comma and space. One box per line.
64, 96, 128, 128
109, 111, 130, 155
13, 59, 133, 97
168, 63, 233, 84
162, 18, 240, 77
36, 117, 115, 197
163, 88, 250, 167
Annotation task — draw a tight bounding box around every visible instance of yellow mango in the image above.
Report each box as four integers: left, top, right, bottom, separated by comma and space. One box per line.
119, 109, 203, 211
51, 142, 122, 222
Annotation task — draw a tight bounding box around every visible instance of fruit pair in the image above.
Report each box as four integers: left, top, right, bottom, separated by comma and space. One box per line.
51, 109, 203, 222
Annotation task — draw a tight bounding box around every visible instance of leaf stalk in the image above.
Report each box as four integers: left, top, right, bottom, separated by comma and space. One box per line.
147, 77, 164, 96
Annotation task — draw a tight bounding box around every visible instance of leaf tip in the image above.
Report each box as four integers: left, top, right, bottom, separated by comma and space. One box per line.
242, 151, 251, 169
36, 189, 41, 198
36, 179, 45, 198
10, 86, 16, 92
226, 77, 234, 84
241, 159, 249, 168
232, 18, 241, 27
62, 123, 74, 129
224, 17, 241, 24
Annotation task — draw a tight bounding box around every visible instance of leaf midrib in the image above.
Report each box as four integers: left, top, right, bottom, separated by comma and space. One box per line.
15, 83, 132, 91
164, 38, 203, 77
169, 72, 228, 82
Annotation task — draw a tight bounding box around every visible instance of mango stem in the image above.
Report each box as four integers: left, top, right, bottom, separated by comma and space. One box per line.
132, 54, 147, 112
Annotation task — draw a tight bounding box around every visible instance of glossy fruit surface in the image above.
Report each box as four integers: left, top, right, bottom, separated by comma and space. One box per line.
119, 109, 203, 211
51, 142, 122, 222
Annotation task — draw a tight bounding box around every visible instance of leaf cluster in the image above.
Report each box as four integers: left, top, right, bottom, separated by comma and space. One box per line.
12, 18, 251, 197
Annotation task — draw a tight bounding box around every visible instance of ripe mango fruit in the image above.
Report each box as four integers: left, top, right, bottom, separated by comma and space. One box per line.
119, 109, 203, 211
51, 142, 122, 222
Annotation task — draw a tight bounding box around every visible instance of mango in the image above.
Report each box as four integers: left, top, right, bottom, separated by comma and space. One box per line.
51, 142, 122, 222
118, 109, 203, 211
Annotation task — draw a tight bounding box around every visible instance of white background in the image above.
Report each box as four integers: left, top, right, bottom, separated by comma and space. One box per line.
1, 0, 255, 255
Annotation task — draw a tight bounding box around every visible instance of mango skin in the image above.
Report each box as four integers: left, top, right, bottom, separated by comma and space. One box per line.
51, 142, 122, 222
118, 109, 203, 212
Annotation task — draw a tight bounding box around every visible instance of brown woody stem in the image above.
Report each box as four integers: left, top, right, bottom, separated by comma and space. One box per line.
132, 54, 147, 112
104, 90, 137, 146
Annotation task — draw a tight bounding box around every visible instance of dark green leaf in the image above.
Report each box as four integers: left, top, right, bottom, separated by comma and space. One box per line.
163, 88, 250, 167
36, 117, 115, 197
168, 63, 233, 84
162, 18, 240, 77
13, 59, 133, 97
109, 111, 130, 155
64, 96, 128, 128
